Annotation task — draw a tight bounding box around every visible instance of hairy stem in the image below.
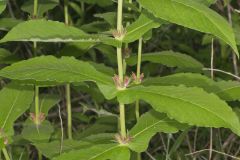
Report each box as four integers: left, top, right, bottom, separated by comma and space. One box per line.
2, 148, 10, 160
65, 84, 72, 140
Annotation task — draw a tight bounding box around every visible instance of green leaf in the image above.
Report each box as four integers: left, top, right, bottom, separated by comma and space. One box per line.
35, 140, 91, 158
0, 83, 34, 136
143, 73, 216, 91
30, 94, 60, 115
21, 0, 58, 17
0, 0, 6, 14
128, 110, 187, 152
143, 73, 240, 101
126, 51, 203, 70
79, 0, 113, 7
195, 0, 216, 6
59, 42, 96, 57
117, 85, 240, 135
35, 133, 115, 158
94, 12, 116, 27
0, 56, 117, 99
53, 143, 130, 160
137, 0, 239, 56
123, 13, 162, 43
0, 20, 119, 47
0, 18, 23, 31
214, 81, 240, 101
22, 119, 54, 143
75, 116, 117, 139
0, 48, 20, 64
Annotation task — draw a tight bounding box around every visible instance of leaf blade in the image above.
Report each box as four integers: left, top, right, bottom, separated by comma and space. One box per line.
138, 0, 239, 56
117, 85, 240, 135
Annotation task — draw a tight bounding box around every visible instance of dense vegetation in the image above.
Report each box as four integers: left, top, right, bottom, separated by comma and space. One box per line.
1, 0, 240, 159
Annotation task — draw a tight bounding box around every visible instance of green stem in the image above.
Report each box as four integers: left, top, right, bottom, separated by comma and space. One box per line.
135, 100, 140, 121
116, 0, 126, 138
136, 37, 143, 83
64, 0, 69, 25
116, 0, 124, 82
35, 86, 39, 125
33, 0, 38, 18
117, 48, 124, 83
2, 148, 10, 160
64, 0, 72, 140
65, 84, 72, 140
38, 149, 42, 160
119, 103, 126, 138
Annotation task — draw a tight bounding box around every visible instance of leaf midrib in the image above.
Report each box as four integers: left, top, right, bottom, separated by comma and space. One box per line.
89, 145, 119, 160
131, 117, 173, 138
172, 0, 232, 44
1, 65, 112, 85
1, 87, 21, 129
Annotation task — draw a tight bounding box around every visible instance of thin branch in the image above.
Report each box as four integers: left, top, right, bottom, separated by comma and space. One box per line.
145, 151, 157, 160
203, 68, 240, 80
57, 104, 64, 155
185, 149, 240, 160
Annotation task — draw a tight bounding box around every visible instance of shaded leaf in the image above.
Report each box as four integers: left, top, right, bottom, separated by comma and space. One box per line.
0, 0, 6, 14
35, 140, 91, 158
195, 0, 216, 6
0, 18, 23, 31
143, 73, 240, 101
129, 110, 187, 152
30, 94, 60, 115
214, 81, 240, 101
126, 51, 203, 70
0, 48, 20, 64
21, 0, 58, 17
22, 119, 54, 143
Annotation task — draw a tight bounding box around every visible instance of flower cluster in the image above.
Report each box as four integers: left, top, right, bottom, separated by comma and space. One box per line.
113, 72, 144, 89
132, 72, 144, 84
115, 134, 133, 145
112, 26, 127, 40
30, 112, 46, 125
113, 74, 131, 89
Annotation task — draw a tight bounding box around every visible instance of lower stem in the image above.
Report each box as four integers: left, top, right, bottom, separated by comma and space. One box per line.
2, 148, 10, 160
35, 86, 39, 125
38, 149, 42, 160
119, 103, 126, 138
117, 48, 124, 82
64, 0, 69, 25
65, 84, 72, 140
33, 0, 38, 18
136, 37, 143, 82
135, 100, 140, 121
